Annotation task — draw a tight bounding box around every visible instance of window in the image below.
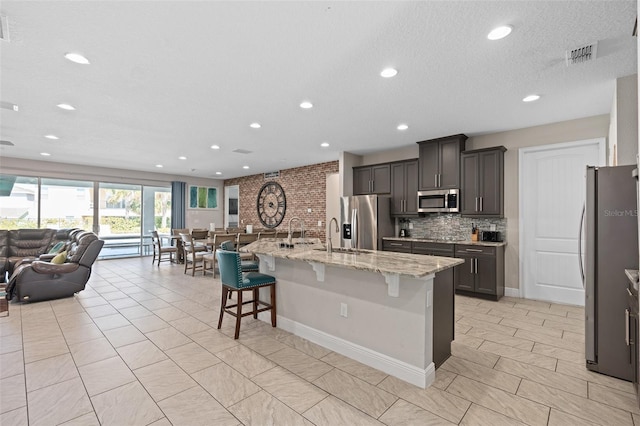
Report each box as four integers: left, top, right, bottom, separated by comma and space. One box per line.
0, 175, 39, 229
40, 178, 93, 230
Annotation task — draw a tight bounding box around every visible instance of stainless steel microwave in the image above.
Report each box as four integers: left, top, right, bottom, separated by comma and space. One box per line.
417, 189, 459, 213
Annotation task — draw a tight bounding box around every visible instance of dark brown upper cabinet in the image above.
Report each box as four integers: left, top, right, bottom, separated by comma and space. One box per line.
391, 159, 418, 215
460, 146, 506, 217
417, 134, 467, 191
353, 163, 391, 195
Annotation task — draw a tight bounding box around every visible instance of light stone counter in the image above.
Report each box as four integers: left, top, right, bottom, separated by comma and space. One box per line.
241, 238, 463, 279
239, 237, 461, 389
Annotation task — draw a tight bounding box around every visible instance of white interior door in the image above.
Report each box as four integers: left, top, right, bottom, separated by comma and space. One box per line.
520, 138, 605, 305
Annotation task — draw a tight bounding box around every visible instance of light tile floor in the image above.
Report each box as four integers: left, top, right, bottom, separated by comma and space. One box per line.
0, 257, 638, 425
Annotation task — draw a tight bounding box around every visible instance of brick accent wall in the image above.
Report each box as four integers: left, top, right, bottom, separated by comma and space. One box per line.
224, 161, 339, 240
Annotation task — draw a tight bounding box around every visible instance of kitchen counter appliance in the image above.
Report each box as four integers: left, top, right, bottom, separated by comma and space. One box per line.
417, 189, 459, 213
582, 165, 638, 381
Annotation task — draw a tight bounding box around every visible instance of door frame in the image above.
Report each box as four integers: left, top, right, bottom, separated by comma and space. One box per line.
518, 137, 606, 302
224, 185, 239, 229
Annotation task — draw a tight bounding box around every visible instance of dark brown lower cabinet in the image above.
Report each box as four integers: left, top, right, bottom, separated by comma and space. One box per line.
454, 245, 504, 301
628, 286, 639, 406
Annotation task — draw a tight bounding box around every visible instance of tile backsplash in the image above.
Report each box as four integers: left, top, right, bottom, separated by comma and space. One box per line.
397, 214, 507, 241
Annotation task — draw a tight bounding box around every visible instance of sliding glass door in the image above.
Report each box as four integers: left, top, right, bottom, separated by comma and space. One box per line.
1, 173, 172, 259
40, 178, 93, 230
98, 183, 143, 258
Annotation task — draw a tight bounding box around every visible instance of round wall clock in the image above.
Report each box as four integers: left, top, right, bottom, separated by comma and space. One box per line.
257, 181, 286, 228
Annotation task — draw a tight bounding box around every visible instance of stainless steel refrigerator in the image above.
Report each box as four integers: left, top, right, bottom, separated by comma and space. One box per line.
582, 165, 638, 380
340, 195, 393, 250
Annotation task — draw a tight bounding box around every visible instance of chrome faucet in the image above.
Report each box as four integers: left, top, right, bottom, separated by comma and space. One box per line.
287, 217, 304, 245
327, 217, 339, 254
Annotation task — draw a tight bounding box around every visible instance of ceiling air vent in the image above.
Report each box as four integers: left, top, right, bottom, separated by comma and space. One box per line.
566, 42, 597, 66
0, 16, 9, 42
232, 149, 252, 154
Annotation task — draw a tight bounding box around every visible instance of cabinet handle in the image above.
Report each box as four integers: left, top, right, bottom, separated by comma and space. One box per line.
371, 180, 374, 193
439, 174, 441, 187
626, 308, 630, 346
435, 174, 438, 187
475, 197, 479, 212
480, 197, 483, 212
475, 258, 478, 273
470, 259, 474, 274
403, 199, 406, 212
466, 248, 483, 253
389, 243, 403, 247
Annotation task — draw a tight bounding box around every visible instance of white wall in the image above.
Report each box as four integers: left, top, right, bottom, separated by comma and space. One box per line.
2, 157, 224, 229
339, 152, 361, 197
609, 74, 639, 166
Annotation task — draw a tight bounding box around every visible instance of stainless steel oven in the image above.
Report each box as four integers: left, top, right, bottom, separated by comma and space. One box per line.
417, 189, 459, 213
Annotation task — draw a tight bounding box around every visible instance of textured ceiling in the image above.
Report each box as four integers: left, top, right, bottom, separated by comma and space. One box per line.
0, 1, 637, 179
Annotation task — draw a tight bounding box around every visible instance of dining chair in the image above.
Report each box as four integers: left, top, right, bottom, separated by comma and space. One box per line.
151, 230, 177, 266
236, 233, 259, 262
207, 233, 236, 277
179, 233, 207, 275
172, 228, 189, 263
257, 231, 276, 239
216, 249, 276, 339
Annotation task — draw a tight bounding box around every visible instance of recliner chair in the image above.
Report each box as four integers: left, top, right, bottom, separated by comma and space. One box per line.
5, 232, 104, 303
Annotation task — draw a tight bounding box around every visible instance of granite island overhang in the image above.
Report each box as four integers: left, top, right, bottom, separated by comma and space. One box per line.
239, 238, 464, 388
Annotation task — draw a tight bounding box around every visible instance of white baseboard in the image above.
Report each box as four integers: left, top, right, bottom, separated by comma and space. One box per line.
259, 312, 435, 388
504, 287, 520, 298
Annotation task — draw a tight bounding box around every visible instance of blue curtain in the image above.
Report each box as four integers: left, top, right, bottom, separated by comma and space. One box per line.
171, 181, 186, 229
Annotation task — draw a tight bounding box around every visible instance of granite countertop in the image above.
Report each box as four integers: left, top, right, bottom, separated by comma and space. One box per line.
240, 238, 464, 279
383, 236, 507, 247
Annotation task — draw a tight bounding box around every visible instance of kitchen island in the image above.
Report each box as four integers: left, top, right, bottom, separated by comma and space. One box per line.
239, 238, 463, 388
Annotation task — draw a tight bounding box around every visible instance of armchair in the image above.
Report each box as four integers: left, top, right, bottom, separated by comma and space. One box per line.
5, 232, 104, 303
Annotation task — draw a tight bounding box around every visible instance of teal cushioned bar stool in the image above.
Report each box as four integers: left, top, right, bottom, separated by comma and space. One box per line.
215, 249, 276, 339
219, 240, 259, 272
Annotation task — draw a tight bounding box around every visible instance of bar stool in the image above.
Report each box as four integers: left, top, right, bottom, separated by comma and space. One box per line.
219, 240, 259, 272
215, 249, 276, 339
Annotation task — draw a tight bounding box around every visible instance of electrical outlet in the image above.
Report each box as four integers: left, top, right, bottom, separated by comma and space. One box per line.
409, 222, 413, 229
490, 224, 497, 231
340, 303, 348, 317
318, 220, 322, 227
307, 208, 312, 213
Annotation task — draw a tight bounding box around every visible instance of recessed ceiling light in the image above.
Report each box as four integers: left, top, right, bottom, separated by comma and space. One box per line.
249, 123, 261, 129
380, 68, 398, 78
397, 124, 409, 131
320, 142, 330, 148
56, 103, 76, 111
243, 165, 250, 169
178, 156, 187, 160
40, 152, 51, 156
211, 144, 220, 150
215, 172, 222, 175
64, 52, 90, 65
522, 94, 541, 102
44, 135, 59, 140
487, 25, 513, 40
155, 164, 163, 168
300, 101, 313, 109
